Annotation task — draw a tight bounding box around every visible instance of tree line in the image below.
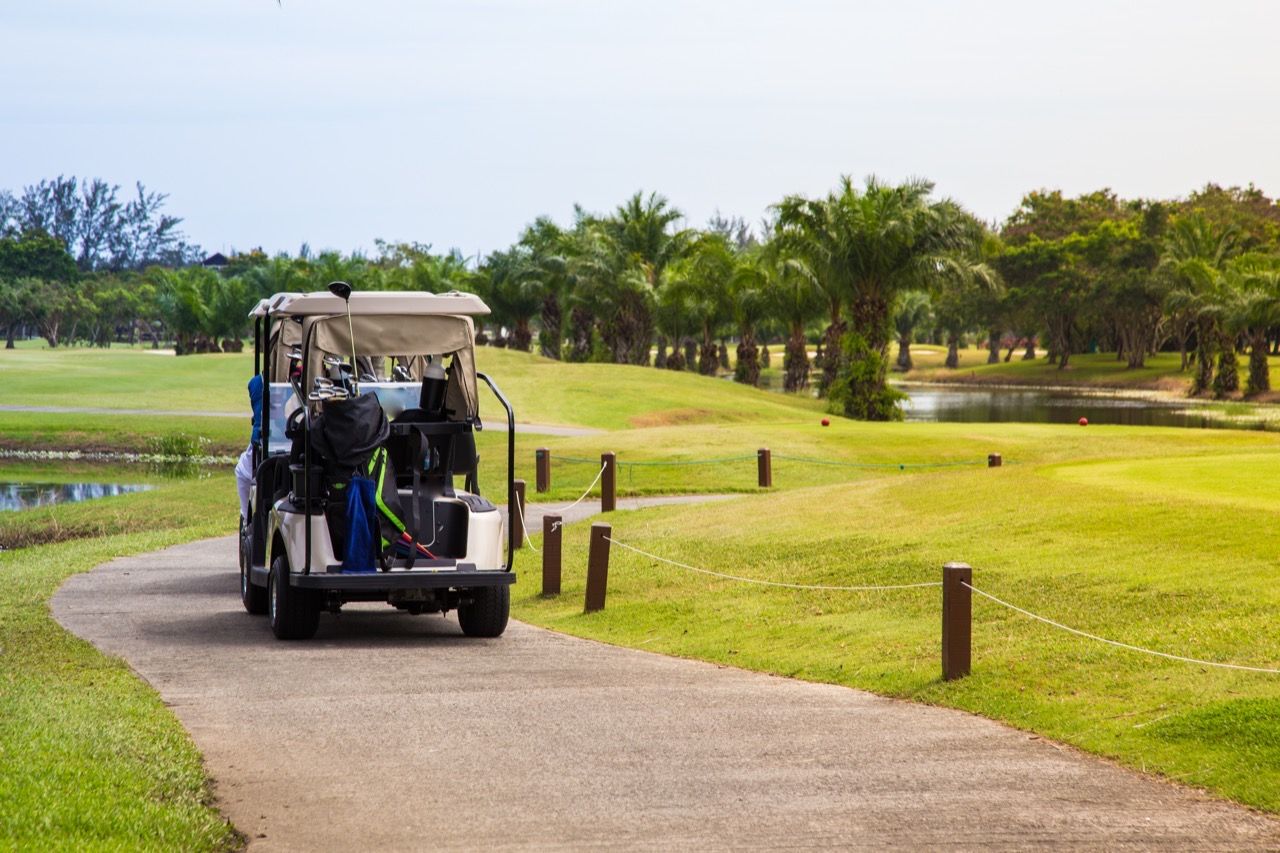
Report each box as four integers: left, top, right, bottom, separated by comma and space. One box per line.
3, 174, 1278, 419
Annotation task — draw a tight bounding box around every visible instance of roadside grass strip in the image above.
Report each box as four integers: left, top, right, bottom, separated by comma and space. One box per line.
0, 466, 240, 851
512, 454, 1280, 813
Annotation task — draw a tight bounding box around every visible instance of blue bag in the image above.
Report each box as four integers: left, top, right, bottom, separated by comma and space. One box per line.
342, 475, 379, 573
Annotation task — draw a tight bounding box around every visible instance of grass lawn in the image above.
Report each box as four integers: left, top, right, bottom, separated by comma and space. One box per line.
8, 342, 1280, 844
510, 419, 1280, 813
0, 462, 240, 850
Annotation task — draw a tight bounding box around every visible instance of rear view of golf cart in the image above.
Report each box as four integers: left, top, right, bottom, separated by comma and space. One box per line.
238, 285, 516, 640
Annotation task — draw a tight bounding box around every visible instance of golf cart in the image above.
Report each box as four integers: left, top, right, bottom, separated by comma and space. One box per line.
238, 285, 516, 640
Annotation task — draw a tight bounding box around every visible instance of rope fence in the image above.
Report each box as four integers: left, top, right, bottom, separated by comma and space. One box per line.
605, 535, 942, 592
525, 522, 1278, 682
963, 581, 1280, 675
533, 447, 1007, 495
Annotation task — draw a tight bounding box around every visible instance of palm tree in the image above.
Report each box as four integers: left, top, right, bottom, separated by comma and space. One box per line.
1221, 254, 1280, 396
762, 247, 824, 392
775, 176, 988, 419
1160, 214, 1240, 394
727, 251, 771, 386
594, 192, 695, 365
892, 291, 932, 371
666, 235, 735, 375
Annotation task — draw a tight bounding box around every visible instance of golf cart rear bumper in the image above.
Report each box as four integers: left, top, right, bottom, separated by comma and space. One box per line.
288, 566, 515, 592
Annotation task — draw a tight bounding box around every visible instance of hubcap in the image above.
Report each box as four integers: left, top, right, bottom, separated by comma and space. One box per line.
269, 573, 277, 621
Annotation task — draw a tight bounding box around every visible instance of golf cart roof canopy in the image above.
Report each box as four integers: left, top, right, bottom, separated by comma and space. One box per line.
249, 290, 491, 318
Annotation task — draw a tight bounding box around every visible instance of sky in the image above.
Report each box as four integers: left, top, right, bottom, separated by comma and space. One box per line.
3, 0, 1279, 259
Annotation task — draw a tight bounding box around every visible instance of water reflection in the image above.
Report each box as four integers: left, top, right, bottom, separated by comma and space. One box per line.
0, 482, 153, 512
901, 386, 1245, 429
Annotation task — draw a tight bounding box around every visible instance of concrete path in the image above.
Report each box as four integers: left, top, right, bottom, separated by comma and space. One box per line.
54, 537, 1280, 851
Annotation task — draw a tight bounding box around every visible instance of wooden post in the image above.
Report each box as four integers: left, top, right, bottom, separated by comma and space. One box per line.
584, 522, 611, 612
757, 447, 772, 488
601, 452, 616, 512
988, 453, 1002, 468
535, 448, 550, 493
542, 513, 562, 596
942, 562, 972, 681
511, 479, 526, 549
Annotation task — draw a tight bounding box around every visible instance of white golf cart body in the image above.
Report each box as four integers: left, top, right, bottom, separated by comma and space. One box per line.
241, 289, 516, 639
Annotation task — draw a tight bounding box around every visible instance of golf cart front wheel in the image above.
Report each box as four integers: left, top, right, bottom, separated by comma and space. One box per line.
268, 555, 319, 640
457, 585, 509, 638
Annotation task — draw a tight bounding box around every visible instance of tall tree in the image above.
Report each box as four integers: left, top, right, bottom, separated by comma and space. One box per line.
776, 176, 986, 419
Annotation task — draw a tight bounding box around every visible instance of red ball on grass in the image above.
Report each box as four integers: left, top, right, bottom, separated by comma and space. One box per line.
1078, 417, 1089, 426
821, 418, 830, 427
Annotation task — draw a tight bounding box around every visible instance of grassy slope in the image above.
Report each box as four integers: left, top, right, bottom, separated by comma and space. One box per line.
0, 347, 820, 455
0, 466, 239, 851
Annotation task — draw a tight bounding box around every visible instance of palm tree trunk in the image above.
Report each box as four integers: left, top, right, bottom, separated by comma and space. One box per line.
783, 324, 810, 392
945, 334, 960, 368
682, 337, 696, 370
734, 328, 760, 386
1247, 332, 1270, 396
986, 330, 1000, 364
1213, 337, 1240, 397
896, 334, 912, 370
538, 293, 562, 359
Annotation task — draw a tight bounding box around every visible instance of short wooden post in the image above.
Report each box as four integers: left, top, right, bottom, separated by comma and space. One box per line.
757, 447, 772, 488
988, 453, 1002, 468
542, 513, 562, 596
601, 452, 616, 512
942, 562, 972, 681
511, 479, 526, 549
535, 448, 551, 493
584, 522, 611, 612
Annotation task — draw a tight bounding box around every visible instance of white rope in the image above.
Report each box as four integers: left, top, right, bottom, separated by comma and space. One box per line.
511, 493, 543, 553
541, 464, 607, 515
606, 536, 943, 591
963, 581, 1280, 675
509, 464, 606, 553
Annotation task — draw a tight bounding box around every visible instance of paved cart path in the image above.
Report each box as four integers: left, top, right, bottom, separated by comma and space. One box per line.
54, 537, 1280, 851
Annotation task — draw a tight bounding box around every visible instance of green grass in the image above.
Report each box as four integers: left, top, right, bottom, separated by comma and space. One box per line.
0, 463, 240, 851
9, 341, 1280, 837
510, 420, 1280, 813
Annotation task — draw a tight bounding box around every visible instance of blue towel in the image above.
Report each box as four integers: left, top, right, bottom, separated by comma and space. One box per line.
342, 476, 378, 573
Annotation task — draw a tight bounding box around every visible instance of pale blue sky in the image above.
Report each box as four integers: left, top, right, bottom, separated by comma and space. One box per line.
3, 1, 1277, 258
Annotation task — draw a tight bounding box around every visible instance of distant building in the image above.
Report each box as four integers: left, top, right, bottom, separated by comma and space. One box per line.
202, 252, 229, 268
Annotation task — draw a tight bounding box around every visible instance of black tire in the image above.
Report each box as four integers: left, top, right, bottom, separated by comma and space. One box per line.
240, 519, 268, 615
457, 585, 510, 638
268, 554, 319, 640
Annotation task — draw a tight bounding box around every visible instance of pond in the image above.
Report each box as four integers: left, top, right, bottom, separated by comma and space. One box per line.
899, 385, 1259, 430
0, 482, 154, 512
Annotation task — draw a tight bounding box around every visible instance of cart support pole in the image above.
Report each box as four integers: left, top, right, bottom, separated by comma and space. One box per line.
542, 514, 562, 596
511, 479, 526, 549
601, 452, 616, 512
758, 447, 772, 488
585, 523, 611, 612
536, 448, 551, 493
942, 562, 973, 681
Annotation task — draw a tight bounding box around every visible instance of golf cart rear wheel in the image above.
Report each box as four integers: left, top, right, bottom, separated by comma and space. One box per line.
268, 555, 319, 640
457, 585, 509, 638
240, 519, 268, 615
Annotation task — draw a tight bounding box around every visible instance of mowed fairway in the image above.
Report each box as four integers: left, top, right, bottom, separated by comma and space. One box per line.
6, 343, 1280, 843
